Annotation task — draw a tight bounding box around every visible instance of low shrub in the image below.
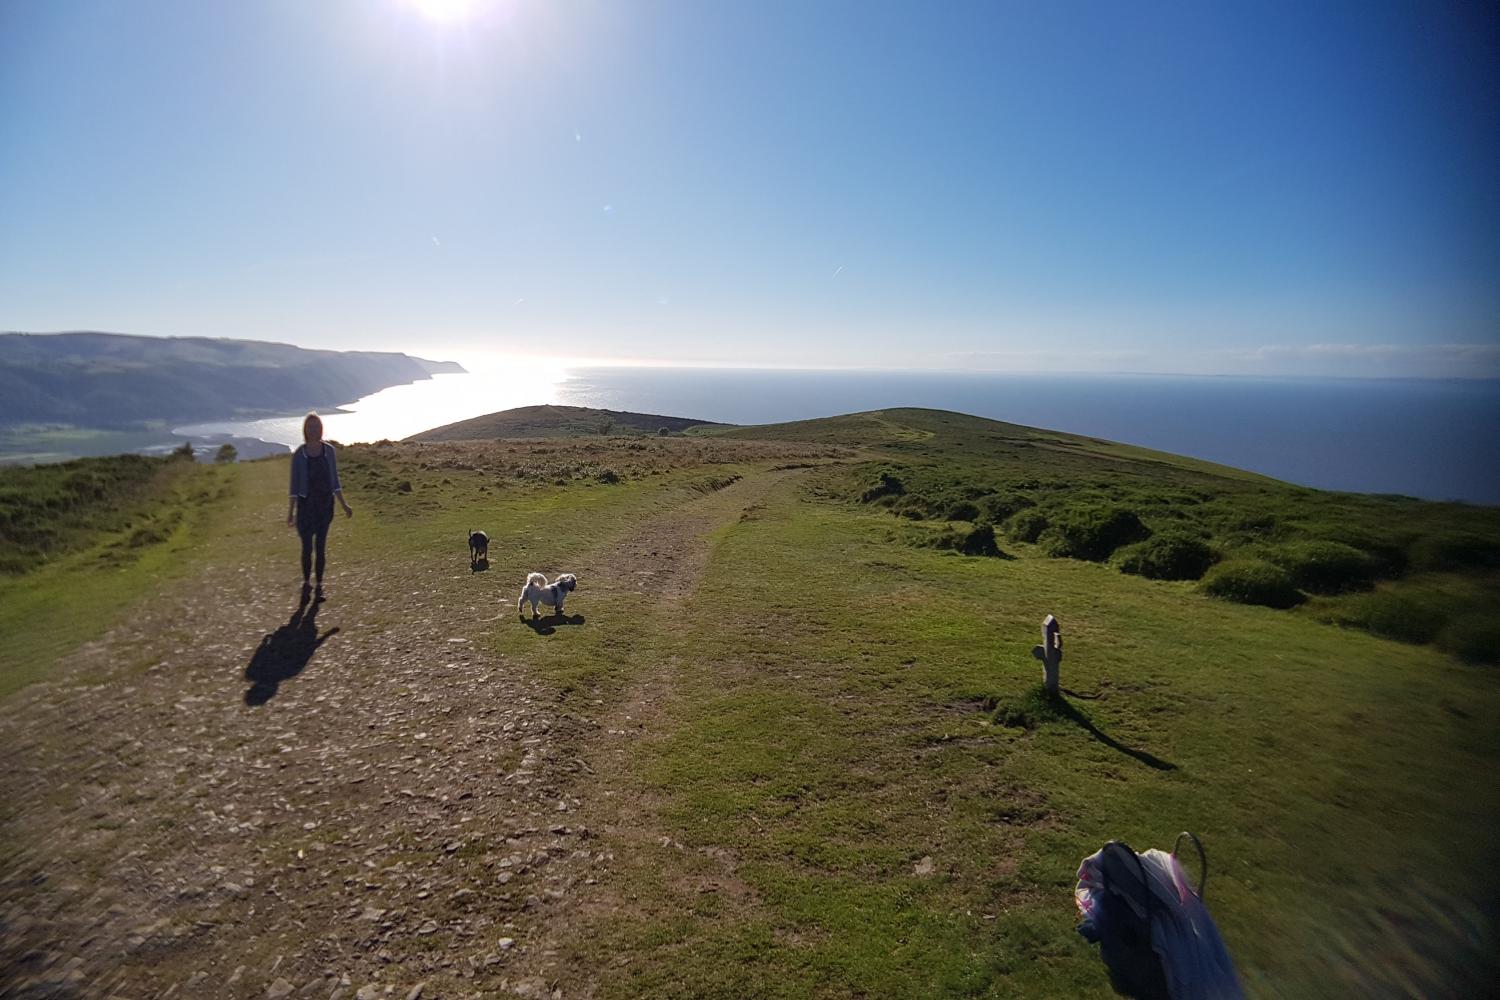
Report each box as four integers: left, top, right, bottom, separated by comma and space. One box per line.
127, 523, 172, 548
1329, 589, 1448, 645
913, 523, 1004, 558
1200, 559, 1303, 608
958, 524, 1001, 557
944, 500, 981, 522
1312, 527, 1409, 578
1265, 540, 1380, 594
1409, 532, 1500, 573
1114, 533, 1216, 581
1223, 510, 1279, 535
1037, 506, 1148, 562
1002, 508, 1049, 543
861, 469, 906, 503
980, 491, 1034, 523
1436, 616, 1500, 665
992, 684, 1071, 729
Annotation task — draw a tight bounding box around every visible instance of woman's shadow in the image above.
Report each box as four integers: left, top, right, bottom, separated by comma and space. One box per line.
244, 589, 339, 706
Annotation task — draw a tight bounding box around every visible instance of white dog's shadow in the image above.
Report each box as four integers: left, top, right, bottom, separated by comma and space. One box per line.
521, 612, 586, 636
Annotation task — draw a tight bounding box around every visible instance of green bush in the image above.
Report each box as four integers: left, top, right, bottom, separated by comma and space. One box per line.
1266, 540, 1381, 594
1200, 559, 1303, 609
1037, 505, 1148, 562
980, 491, 1034, 523
958, 524, 1001, 557
1409, 533, 1500, 573
1330, 589, 1448, 645
1312, 527, 1409, 578
913, 523, 1004, 558
1114, 533, 1216, 581
1436, 616, 1500, 665
1002, 508, 1049, 543
945, 500, 981, 522
861, 469, 907, 503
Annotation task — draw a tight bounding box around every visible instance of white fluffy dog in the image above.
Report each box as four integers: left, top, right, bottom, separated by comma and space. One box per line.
517, 571, 577, 618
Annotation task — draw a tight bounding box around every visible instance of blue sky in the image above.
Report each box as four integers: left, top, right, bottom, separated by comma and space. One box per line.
2, 0, 1497, 375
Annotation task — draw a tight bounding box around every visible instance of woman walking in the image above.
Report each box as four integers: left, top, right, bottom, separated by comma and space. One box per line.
287, 412, 353, 599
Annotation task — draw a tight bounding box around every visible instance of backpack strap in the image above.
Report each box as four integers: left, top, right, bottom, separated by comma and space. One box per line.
1172, 831, 1209, 899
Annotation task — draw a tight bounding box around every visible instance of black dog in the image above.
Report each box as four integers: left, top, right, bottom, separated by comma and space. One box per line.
469, 529, 489, 568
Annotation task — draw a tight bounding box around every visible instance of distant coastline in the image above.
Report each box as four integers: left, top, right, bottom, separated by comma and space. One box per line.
0, 332, 465, 465
0, 331, 463, 428
3, 361, 1495, 504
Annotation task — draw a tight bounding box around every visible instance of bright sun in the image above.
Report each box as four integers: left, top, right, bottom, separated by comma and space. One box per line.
407, 0, 483, 24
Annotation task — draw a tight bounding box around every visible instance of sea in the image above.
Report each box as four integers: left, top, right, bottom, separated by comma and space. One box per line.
174, 365, 1500, 505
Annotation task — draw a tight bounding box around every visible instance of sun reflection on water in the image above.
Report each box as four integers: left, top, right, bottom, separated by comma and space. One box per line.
175, 356, 568, 450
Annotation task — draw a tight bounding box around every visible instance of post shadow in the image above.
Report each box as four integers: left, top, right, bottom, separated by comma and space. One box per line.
244, 589, 339, 706
1049, 691, 1177, 772
521, 612, 586, 637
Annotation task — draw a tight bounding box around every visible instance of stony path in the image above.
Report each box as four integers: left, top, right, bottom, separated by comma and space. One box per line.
0, 466, 807, 1000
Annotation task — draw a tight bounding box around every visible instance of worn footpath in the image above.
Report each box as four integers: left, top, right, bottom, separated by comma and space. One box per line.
0, 465, 805, 1000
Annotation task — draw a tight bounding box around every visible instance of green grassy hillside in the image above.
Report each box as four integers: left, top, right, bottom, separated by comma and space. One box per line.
408, 403, 725, 442
1, 410, 1495, 998
0, 451, 238, 696
718, 408, 1500, 664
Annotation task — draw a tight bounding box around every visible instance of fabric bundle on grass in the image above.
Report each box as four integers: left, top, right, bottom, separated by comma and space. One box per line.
1075, 835, 1243, 1000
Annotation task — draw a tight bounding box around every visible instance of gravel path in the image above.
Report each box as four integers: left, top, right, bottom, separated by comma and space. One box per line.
0, 466, 807, 1000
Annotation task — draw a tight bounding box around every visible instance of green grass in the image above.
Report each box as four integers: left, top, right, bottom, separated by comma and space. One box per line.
0, 452, 199, 574
3, 408, 1496, 996
583, 477, 1497, 997
783, 408, 1500, 661
407, 403, 727, 442
0, 457, 238, 696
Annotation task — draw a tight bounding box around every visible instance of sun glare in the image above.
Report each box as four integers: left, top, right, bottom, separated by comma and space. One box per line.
406, 0, 483, 24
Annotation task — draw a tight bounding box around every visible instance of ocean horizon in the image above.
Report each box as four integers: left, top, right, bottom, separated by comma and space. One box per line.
162, 366, 1500, 506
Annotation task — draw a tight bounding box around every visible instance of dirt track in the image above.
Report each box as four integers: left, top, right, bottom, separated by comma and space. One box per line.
1, 468, 804, 1000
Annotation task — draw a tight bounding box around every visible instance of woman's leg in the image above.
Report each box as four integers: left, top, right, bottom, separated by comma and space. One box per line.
313, 522, 330, 586
300, 529, 314, 584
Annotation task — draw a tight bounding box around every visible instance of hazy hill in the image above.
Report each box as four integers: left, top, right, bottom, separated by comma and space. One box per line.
408, 403, 725, 441
0, 331, 464, 428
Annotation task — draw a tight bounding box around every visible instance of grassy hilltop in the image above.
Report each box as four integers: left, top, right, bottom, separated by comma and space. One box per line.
2, 406, 1497, 998
410, 403, 724, 441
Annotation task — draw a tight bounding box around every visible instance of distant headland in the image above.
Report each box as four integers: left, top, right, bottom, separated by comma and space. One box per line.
0, 331, 464, 462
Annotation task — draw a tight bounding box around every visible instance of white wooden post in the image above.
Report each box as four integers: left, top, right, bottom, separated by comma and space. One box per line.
1030, 614, 1062, 694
